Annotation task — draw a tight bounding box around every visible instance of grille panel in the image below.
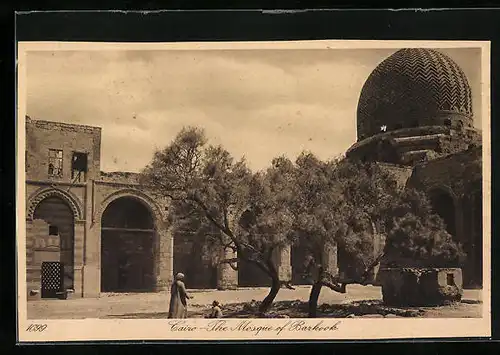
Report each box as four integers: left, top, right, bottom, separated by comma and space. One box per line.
41, 261, 64, 298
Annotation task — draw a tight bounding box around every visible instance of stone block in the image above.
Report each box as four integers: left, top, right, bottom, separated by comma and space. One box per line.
82, 264, 101, 298
272, 245, 292, 282
26, 118, 101, 181
217, 264, 238, 290
379, 267, 463, 306
73, 267, 83, 297
322, 242, 339, 276
217, 247, 238, 290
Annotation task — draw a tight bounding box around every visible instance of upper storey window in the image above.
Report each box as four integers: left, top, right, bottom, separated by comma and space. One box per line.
48, 149, 63, 177
71, 152, 88, 182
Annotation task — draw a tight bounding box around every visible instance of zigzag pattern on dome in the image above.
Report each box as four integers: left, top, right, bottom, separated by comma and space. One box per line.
357, 48, 473, 140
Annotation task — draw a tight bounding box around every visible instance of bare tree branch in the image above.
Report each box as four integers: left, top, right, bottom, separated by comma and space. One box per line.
223, 241, 238, 252
218, 258, 238, 265
175, 208, 200, 221
216, 254, 239, 272
222, 205, 230, 230
190, 196, 231, 237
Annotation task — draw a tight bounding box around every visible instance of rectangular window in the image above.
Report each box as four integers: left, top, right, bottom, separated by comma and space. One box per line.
48, 149, 63, 177
49, 225, 59, 236
71, 152, 88, 182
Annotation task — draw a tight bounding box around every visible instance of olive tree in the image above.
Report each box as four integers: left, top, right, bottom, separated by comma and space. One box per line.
140, 127, 295, 314
289, 154, 395, 317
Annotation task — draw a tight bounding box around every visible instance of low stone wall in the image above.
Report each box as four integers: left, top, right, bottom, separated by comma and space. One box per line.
379, 267, 463, 306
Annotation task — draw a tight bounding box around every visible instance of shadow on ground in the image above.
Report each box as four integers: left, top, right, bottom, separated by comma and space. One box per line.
104, 299, 482, 319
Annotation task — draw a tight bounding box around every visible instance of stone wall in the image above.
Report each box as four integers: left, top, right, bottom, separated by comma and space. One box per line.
173, 231, 218, 289
99, 171, 140, 184
379, 267, 463, 306
217, 243, 238, 290
26, 183, 86, 219
349, 126, 450, 154
25, 117, 325, 295
26, 117, 101, 182
376, 163, 414, 189
273, 245, 292, 282
25, 179, 88, 299
26, 219, 50, 300
87, 180, 173, 295
403, 146, 482, 287
408, 145, 482, 198
347, 125, 481, 167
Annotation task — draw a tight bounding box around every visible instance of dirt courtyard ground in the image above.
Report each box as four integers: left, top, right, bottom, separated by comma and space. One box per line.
27, 285, 483, 319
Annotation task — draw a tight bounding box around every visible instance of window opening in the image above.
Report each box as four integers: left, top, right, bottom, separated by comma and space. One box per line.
49, 225, 59, 236
446, 273, 455, 286
48, 149, 63, 177
71, 152, 88, 182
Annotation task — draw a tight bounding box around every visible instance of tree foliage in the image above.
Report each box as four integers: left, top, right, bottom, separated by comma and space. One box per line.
140, 127, 296, 313
290, 155, 400, 281
382, 189, 466, 268
141, 126, 466, 315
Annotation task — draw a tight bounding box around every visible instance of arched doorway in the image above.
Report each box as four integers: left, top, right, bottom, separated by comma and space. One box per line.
429, 188, 457, 238
235, 209, 270, 287
101, 197, 156, 292
172, 230, 218, 289
32, 196, 75, 290
237, 258, 271, 287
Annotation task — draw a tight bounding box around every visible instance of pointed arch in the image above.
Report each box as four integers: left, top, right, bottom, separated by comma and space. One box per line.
95, 188, 166, 228
427, 184, 459, 238
27, 187, 83, 221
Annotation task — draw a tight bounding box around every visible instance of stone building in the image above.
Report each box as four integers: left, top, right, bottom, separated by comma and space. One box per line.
25, 117, 291, 299
25, 117, 239, 299
25, 48, 483, 300
345, 48, 483, 288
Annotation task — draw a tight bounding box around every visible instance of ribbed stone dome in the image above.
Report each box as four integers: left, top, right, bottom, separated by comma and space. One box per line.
357, 48, 473, 141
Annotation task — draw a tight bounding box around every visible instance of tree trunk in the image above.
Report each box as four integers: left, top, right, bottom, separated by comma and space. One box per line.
308, 281, 323, 318
258, 275, 281, 314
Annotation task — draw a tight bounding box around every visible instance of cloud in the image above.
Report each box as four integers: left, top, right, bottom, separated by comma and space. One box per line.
25, 47, 482, 173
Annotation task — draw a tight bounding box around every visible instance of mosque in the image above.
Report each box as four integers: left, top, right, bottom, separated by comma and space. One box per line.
24, 48, 483, 300
345, 48, 482, 289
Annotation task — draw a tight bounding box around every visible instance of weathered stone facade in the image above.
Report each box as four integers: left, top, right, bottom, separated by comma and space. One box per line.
25, 48, 484, 299
407, 147, 483, 287
25, 115, 302, 298
26, 117, 172, 299
346, 48, 484, 288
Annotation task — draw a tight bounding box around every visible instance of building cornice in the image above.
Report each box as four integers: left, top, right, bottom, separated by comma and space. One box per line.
26, 180, 87, 188
94, 180, 141, 188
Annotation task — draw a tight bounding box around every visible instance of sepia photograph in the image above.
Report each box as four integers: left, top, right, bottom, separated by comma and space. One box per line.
16, 40, 491, 341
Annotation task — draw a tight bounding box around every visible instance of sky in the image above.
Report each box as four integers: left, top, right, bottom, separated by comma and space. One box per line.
26, 47, 482, 173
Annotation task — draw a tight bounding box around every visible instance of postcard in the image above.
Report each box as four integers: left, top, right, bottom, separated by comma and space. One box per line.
16, 39, 491, 342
